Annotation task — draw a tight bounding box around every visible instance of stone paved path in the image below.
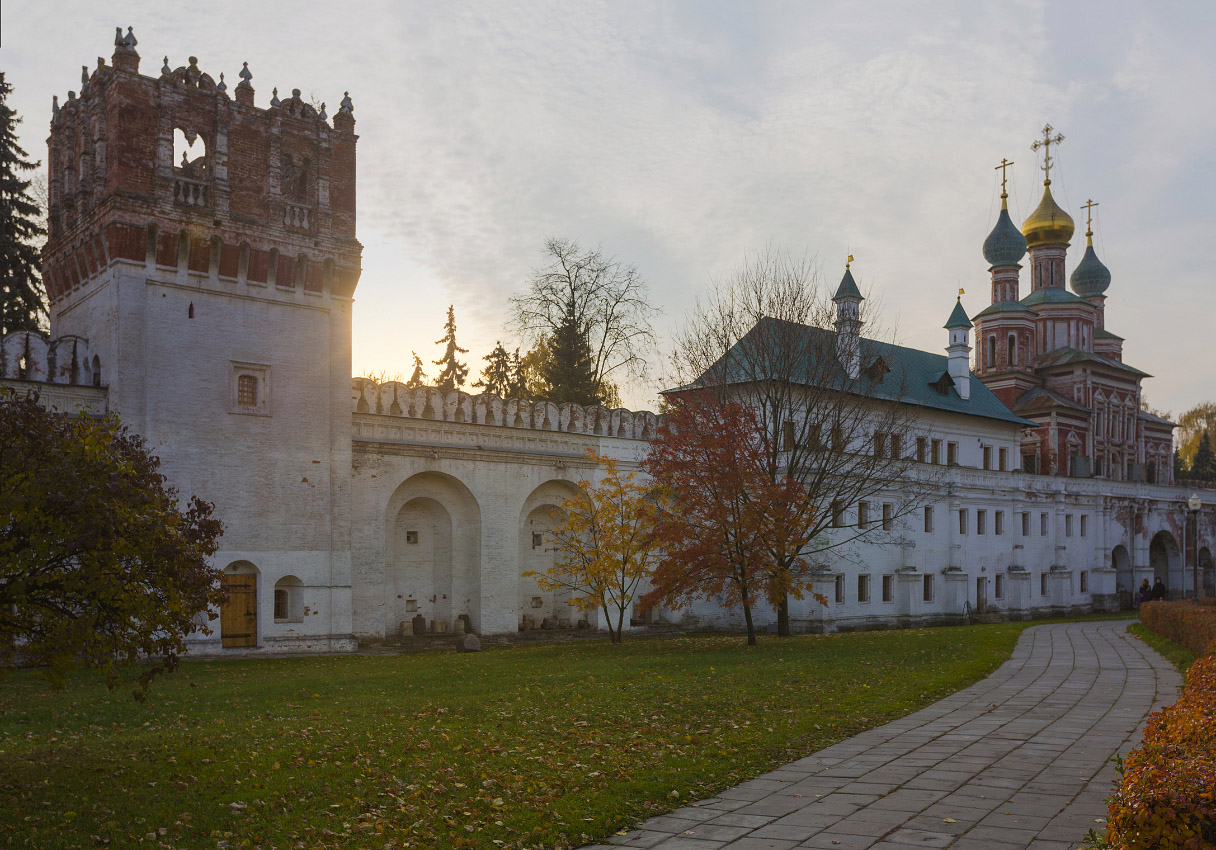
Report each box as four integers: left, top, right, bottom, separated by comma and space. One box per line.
589, 620, 1180, 850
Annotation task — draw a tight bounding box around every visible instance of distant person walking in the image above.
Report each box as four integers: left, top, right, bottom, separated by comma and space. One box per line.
1150, 577, 1167, 601
1138, 578, 1152, 605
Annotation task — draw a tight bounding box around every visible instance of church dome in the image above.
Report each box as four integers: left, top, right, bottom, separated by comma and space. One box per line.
983, 197, 1028, 267
1070, 237, 1111, 297
1021, 182, 1075, 248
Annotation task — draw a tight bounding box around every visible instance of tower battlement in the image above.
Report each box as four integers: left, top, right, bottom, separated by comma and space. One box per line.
42, 28, 361, 308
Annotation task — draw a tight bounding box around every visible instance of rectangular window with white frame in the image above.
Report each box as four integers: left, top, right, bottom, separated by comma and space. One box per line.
882, 574, 894, 603
858, 574, 871, 603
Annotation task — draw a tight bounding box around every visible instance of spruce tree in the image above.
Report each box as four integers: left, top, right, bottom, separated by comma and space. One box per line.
507, 347, 528, 399
473, 341, 512, 396
541, 296, 598, 405
405, 352, 427, 388
1192, 430, 1216, 481
0, 73, 47, 335
432, 305, 469, 392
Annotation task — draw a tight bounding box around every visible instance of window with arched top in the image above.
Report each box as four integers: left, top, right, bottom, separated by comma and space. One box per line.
274, 575, 305, 623
986, 335, 996, 370
91, 354, 101, 387
1008, 334, 1017, 367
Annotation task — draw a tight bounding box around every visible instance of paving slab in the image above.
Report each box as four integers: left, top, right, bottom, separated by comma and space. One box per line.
592, 620, 1179, 850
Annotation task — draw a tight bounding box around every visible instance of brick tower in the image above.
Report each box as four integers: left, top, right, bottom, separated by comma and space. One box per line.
41, 28, 363, 651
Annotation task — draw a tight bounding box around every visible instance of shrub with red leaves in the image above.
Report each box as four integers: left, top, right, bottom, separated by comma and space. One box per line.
1099, 655, 1216, 849
1140, 601, 1216, 657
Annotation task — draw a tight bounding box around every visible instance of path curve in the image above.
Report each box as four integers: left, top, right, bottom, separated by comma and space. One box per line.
592, 620, 1180, 850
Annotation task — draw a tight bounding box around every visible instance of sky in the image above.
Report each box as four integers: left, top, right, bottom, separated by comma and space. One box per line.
2, 0, 1213, 414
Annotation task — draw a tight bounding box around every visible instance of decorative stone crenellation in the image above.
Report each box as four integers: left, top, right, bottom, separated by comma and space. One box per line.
351, 378, 658, 440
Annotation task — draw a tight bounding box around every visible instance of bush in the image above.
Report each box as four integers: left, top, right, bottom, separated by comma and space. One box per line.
1099, 655, 1216, 849
1139, 601, 1216, 657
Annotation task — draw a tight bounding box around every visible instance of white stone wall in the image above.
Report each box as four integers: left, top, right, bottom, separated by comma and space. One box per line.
50, 257, 357, 653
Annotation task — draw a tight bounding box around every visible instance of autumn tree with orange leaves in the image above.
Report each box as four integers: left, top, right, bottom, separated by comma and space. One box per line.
643, 394, 827, 645
524, 451, 660, 643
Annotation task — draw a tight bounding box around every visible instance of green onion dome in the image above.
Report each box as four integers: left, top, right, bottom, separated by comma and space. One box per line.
983, 194, 1028, 267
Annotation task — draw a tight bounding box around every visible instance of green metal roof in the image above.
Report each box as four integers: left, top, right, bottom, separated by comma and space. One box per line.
832, 268, 862, 301
973, 300, 1037, 320
1094, 327, 1123, 340
673, 317, 1036, 427
1020, 286, 1087, 308
1036, 346, 1150, 378
944, 299, 972, 329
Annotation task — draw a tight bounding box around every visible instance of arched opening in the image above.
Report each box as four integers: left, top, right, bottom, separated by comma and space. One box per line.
1200, 547, 1213, 598
176, 229, 190, 270
986, 335, 996, 370
91, 354, 101, 387
173, 127, 207, 175
273, 575, 304, 623
1008, 334, 1017, 367
220, 560, 259, 648
1111, 544, 1133, 609
385, 472, 481, 636
1149, 531, 1182, 598
519, 480, 587, 631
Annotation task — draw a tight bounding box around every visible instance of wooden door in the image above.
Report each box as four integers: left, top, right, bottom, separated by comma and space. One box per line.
221, 574, 258, 648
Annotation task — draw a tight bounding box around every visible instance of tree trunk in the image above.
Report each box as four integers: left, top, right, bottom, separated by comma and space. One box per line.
602, 604, 618, 644
742, 600, 757, 646
615, 605, 626, 644
776, 594, 790, 637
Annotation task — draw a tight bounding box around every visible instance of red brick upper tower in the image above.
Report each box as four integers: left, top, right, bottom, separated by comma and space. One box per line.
42, 27, 362, 306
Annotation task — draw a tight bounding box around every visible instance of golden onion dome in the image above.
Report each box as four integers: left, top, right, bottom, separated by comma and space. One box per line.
1022, 181, 1075, 247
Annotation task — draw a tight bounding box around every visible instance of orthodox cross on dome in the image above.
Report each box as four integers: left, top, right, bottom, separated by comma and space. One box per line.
994, 158, 1014, 196
1081, 198, 1099, 234
1030, 124, 1065, 184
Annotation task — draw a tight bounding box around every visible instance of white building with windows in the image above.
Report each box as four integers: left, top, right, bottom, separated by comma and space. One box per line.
3, 34, 1214, 651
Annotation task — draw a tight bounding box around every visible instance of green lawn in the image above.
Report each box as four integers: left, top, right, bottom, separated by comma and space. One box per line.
1, 622, 1064, 849
1128, 622, 1197, 673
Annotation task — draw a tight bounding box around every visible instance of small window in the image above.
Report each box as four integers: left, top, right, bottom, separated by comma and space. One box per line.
274, 588, 289, 620
1041, 572, 1049, 596
1080, 515, 1088, 538
982, 446, 992, 470
273, 576, 304, 623
782, 420, 796, 451
532, 532, 544, 549
889, 434, 901, 459
995, 510, 1005, 536
998, 447, 1008, 471
977, 509, 987, 535
1041, 512, 1048, 537
959, 509, 968, 535
832, 426, 844, 452
923, 574, 934, 603
924, 506, 934, 533
406, 530, 419, 544
986, 335, 996, 369
1065, 514, 1074, 537
405, 598, 417, 612
931, 439, 942, 465
874, 432, 886, 458
882, 574, 894, 603
237, 374, 258, 407
1008, 334, 1017, 367
1080, 570, 1089, 593
995, 574, 1005, 599
831, 500, 844, 528
835, 574, 845, 604
531, 596, 544, 608
947, 442, 958, 465
858, 501, 870, 529
882, 502, 893, 531
1021, 511, 1030, 537
916, 436, 927, 463
858, 574, 871, 603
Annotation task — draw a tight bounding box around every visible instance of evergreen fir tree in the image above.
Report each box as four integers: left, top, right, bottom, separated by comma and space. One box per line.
1192, 430, 1216, 481
472, 341, 512, 396
507, 347, 528, 399
405, 351, 427, 388
0, 73, 47, 335
432, 305, 469, 391
541, 296, 598, 405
